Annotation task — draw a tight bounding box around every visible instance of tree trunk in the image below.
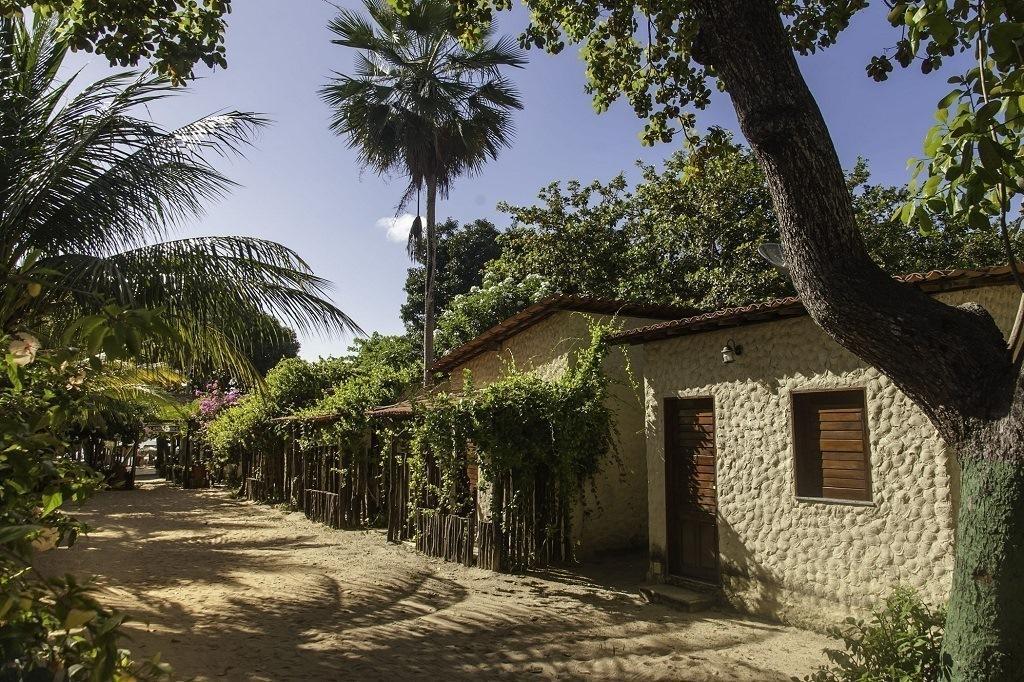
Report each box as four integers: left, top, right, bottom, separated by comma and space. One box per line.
689, 1, 1023, 677
422, 177, 438, 387
945, 408, 1024, 679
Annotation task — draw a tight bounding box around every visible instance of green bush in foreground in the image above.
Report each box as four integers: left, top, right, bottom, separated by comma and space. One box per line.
1, 333, 172, 681
807, 586, 947, 682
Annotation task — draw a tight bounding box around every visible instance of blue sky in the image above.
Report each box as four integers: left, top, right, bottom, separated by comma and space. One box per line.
65, 1, 964, 360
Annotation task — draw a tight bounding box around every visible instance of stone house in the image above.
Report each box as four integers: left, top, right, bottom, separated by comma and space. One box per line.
609, 265, 1021, 628
429, 296, 693, 556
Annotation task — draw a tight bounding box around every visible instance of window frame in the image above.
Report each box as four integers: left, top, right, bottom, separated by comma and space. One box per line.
788, 387, 875, 507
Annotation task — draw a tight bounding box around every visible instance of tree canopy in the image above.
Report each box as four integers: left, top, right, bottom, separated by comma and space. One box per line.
204, 334, 420, 460
0, 0, 230, 83
401, 218, 502, 339
485, 131, 1018, 311
435, 272, 554, 355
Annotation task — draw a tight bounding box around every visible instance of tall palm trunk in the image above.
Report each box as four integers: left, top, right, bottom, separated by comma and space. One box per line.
323, 3, 524, 388
422, 176, 438, 386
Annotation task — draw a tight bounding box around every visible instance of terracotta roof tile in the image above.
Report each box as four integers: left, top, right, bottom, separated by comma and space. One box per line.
611, 264, 1017, 346
365, 400, 415, 418
429, 295, 696, 373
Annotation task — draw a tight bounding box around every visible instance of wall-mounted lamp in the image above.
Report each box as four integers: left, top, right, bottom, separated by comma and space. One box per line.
722, 339, 743, 364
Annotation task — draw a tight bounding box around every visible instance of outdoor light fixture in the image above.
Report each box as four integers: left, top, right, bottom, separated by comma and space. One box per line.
757, 242, 789, 273
722, 339, 743, 364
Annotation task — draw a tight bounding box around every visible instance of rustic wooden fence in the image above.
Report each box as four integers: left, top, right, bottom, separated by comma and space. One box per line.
414, 510, 475, 566
232, 410, 574, 576
70, 435, 141, 490
300, 439, 380, 528
237, 417, 385, 530
464, 470, 570, 573
386, 432, 572, 574
240, 446, 284, 503
157, 432, 210, 489
386, 435, 414, 543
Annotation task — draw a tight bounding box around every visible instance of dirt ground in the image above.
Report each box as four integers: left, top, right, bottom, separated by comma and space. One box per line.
36, 473, 831, 681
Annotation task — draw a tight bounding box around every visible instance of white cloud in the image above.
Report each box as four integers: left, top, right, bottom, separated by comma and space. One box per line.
376, 213, 416, 243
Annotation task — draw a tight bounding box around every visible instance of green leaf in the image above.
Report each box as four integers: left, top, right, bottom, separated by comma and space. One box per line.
978, 137, 1003, 172
938, 89, 960, 109
914, 205, 935, 234
41, 491, 63, 516
923, 126, 943, 157
0, 524, 40, 544
925, 13, 955, 45
976, 100, 1002, 123
898, 201, 915, 225
961, 141, 975, 172
968, 209, 991, 230
125, 326, 142, 357
102, 332, 125, 360
887, 3, 908, 25
87, 326, 107, 356
989, 23, 1024, 62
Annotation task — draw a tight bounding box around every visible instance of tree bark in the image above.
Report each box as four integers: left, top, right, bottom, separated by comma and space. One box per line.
422, 176, 438, 387
691, 0, 1014, 439
944, 396, 1024, 679
689, 1, 1023, 677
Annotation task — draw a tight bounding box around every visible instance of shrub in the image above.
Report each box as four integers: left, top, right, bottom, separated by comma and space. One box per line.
195, 381, 241, 420
807, 586, 947, 682
298, 334, 420, 449
410, 324, 616, 522
434, 272, 553, 356
1, 336, 171, 680
204, 335, 420, 461
264, 357, 322, 409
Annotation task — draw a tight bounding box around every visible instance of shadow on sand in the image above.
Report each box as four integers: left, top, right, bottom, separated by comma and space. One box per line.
36, 478, 822, 681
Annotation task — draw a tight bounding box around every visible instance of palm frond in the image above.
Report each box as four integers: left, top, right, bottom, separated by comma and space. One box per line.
407, 214, 424, 262
1, 17, 359, 383
84, 360, 190, 422
322, 0, 525, 209
38, 233, 361, 345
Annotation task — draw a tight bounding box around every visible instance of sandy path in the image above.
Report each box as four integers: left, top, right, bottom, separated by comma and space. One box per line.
36, 475, 829, 681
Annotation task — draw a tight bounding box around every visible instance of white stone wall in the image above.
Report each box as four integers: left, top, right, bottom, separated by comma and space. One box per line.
446, 311, 654, 555
640, 284, 1021, 629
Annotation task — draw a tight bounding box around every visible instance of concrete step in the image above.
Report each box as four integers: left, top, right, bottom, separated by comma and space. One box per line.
639, 583, 716, 613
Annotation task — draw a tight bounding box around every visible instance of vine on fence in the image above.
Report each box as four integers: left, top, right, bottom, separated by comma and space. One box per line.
409, 385, 477, 516
408, 325, 618, 547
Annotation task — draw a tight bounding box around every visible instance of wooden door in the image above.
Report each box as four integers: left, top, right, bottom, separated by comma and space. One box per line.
664, 397, 719, 583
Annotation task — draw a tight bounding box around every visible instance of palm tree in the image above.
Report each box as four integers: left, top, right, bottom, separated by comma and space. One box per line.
0, 16, 359, 384
321, 0, 524, 385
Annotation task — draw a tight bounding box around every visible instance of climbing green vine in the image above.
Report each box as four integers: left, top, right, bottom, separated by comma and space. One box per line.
409, 324, 618, 530
409, 384, 477, 516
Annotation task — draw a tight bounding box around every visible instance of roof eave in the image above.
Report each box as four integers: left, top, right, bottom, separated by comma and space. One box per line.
610, 264, 1016, 347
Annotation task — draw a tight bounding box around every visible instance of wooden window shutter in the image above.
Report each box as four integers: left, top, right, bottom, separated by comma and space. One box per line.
793, 390, 871, 502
